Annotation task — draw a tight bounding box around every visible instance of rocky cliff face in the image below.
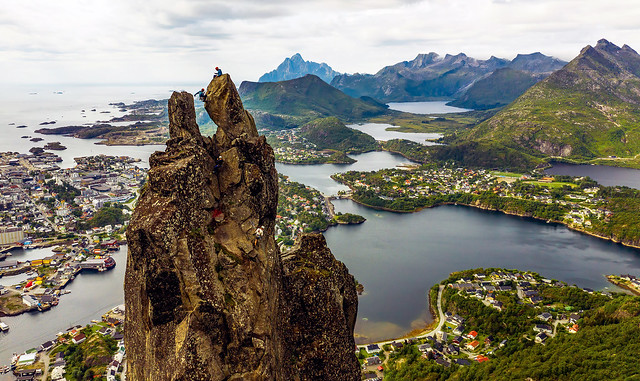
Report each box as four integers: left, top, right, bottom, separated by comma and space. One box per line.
279, 234, 359, 380
125, 74, 359, 380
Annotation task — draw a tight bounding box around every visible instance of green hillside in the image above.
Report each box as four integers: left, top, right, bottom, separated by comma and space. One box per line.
238, 74, 388, 129
460, 39, 640, 167
448, 68, 542, 110
298, 117, 378, 153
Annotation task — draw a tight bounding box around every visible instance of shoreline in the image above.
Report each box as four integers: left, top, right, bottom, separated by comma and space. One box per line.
344, 193, 640, 250
606, 276, 640, 296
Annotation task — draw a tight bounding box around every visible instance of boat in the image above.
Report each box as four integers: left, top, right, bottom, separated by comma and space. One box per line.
0, 322, 8, 331
104, 256, 116, 269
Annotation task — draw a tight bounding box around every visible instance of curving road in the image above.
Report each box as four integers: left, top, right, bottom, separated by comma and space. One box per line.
357, 284, 445, 349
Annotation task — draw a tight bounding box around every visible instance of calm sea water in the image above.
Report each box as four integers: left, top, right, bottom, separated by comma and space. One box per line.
2, 93, 640, 363
0, 84, 196, 169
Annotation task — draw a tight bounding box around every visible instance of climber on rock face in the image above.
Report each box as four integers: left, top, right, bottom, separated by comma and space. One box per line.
213, 155, 223, 172
213, 66, 223, 78
254, 225, 264, 246
194, 88, 206, 102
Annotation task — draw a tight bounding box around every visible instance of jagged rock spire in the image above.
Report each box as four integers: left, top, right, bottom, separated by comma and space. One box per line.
125, 75, 359, 380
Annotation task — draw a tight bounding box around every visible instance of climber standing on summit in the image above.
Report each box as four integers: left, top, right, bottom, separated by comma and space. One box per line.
213, 66, 223, 78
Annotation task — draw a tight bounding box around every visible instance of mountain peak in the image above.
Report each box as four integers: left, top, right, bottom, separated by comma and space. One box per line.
595, 38, 621, 53
289, 53, 304, 62
259, 54, 340, 83
509, 52, 567, 73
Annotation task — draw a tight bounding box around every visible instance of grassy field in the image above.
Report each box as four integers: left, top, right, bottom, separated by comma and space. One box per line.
523, 180, 578, 188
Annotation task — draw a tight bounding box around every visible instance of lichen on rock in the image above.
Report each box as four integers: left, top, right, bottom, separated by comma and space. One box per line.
125, 74, 359, 380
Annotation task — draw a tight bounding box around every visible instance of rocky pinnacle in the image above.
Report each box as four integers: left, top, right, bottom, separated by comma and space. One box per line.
125, 74, 359, 380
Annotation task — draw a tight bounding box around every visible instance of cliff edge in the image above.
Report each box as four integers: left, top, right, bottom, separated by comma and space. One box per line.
125, 74, 359, 380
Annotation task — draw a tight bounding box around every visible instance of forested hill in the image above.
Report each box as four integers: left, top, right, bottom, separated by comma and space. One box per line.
298, 117, 378, 154
239, 74, 388, 129
383, 268, 640, 380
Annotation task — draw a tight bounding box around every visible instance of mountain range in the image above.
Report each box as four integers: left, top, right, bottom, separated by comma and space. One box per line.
259, 53, 341, 84
330, 52, 566, 103
461, 39, 640, 163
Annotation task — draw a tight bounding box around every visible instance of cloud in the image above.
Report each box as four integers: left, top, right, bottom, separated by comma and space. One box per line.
2, 0, 640, 84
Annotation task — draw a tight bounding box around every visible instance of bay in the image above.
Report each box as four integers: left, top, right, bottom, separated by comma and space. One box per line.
323, 201, 640, 343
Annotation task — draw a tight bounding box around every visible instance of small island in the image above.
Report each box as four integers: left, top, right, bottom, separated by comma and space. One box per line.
34, 99, 169, 145
332, 212, 366, 225
43, 142, 67, 151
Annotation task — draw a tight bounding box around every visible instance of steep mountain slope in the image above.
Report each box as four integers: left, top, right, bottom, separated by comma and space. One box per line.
330, 52, 566, 103
447, 68, 544, 110
239, 74, 388, 129
465, 39, 640, 161
259, 53, 340, 83
125, 74, 359, 380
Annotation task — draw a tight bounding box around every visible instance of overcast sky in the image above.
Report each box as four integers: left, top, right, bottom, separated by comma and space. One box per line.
2, 0, 640, 85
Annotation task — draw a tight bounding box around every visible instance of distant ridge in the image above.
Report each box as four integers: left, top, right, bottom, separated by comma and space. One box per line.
259, 53, 340, 84
447, 68, 545, 110
331, 52, 566, 103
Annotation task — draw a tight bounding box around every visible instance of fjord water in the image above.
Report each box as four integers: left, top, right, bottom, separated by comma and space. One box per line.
347, 123, 442, 146
546, 162, 640, 189
387, 101, 471, 114
2, 94, 640, 361
278, 156, 640, 343
0, 247, 128, 370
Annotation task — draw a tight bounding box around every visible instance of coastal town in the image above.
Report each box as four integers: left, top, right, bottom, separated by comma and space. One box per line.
332, 166, 620, 235
357, 268, 611, 380
0, 151, 145, 240
266, 129, 355, 164
4, 306, 126, 380
276, 174, 364, 248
